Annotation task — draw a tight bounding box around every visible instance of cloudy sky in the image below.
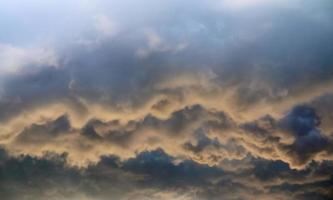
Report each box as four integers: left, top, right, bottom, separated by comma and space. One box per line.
0, 0, 333, 199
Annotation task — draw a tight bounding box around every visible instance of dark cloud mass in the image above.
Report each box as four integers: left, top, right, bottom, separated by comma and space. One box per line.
0, 0, 333, 199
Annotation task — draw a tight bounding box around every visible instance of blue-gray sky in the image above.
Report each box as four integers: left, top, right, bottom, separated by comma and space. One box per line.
0, 0, 333, 199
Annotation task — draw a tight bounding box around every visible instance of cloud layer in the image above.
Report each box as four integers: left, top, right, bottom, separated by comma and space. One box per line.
0, 0, 333, 199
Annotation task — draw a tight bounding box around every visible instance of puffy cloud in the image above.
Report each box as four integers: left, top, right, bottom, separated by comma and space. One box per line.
0, 0, 333, 199
0, 147, 332, 200
279, 106, 332, 168
1, 102, 331, 171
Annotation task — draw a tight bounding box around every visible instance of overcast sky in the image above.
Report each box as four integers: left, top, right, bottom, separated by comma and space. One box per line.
0, 0, 333, 200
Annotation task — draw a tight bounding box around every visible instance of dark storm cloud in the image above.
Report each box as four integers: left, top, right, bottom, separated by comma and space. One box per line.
0, 67, 88, 124
141, 104, 234, 134
239, 104, 333, 168
122, 148, 224, 188
81, 124, 102, 140
1, 146, 332, 200
0, 148, 81, 200
0, 67, 67, 120
85, 104, 233, 146
9, 102, 332, 170
254, 159, 333, 200
308, 93, 333, 133
241, 115, 278, 141
183, 129, 222, 154
5, 104, 238, 168
0, 147, 225, 200
63, 0, 333, 111
280, 106, 321, 138
15, 115, 71, 143
270, 178, 333, 200
1, 1, 333, 200
279, 105, 332, 167
1, 0, 333, 121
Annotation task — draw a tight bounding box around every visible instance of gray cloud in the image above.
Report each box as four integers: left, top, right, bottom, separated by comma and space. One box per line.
1, 147, 332, 200
0, 0, 333, 199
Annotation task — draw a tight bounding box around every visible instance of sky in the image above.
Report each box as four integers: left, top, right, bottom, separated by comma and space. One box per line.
0, 0, 333, 199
